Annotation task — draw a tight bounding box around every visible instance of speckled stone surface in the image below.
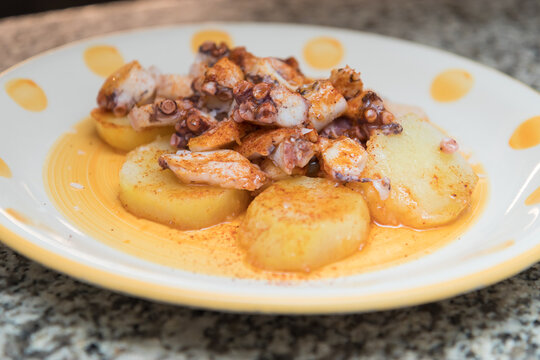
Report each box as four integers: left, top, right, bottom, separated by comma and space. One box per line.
0, 0, 539, 359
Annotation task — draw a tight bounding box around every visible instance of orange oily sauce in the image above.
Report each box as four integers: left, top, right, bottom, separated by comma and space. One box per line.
44, 117, 488, 281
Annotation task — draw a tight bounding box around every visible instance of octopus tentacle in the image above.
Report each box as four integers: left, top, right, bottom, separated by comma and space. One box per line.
230, 80, 309, 127
129, 99, 192, 131
170, 106, 219, 149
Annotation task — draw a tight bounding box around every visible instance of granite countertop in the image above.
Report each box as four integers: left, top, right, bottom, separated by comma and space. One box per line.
0, 0, 539, 359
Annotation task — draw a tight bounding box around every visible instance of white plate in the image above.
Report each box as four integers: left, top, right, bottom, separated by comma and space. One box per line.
1, 23, 539, 314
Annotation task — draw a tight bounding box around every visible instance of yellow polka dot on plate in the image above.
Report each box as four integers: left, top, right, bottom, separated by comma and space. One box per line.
525, 186, 540, 206
0, 158, 11, 178
5, 78, 47, 112
430, 69, 474, 102
509, 116, 540, 150
84, 45, 125, 77
191, 30, 233, 53
303, 37, 344, 70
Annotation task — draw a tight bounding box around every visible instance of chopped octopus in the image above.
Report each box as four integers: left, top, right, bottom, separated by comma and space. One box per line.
230, 81, 309, 127
94, 42, 408, 197
154, 73, 193, 100
317, 137, 367, 182
188, 119, 251, 152
97, 61, 157, 116
300, 80, 348, 131
159, 150, 267, 191
129, 99, 193, 131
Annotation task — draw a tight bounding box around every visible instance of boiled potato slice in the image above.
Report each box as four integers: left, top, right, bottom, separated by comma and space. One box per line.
119, 138, 250, 229
238, 177, 370, 272
91, 108, 173, 151
349, 114, 478, 228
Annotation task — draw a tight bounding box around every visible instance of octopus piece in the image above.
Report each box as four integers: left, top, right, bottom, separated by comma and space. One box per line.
270, 85, 311, 127
329, 66, 364, 100
97, 61, 156, 116
158, 150, 267, 191
204, 57, 244, 90
320, 117, 375, 142
300, 80, 348, 131
281, 56, 304, 76
317, 137, 368, 182
259, 159, 290, 181
228, 46, 258, 73
129, 99, 193, 131
268, 137, 316, 175
187, 119, 252, 152
244, 57, 306, 91
320, 117, 355, 139
154, 74, 194, 100
321, 117, 403, 143
189, 41, 230, 78
170, 107, 219, 149
231, 81, 309, 128
345, 90, 395, 125
193, 57, 244, 104
235, 127, 316, 160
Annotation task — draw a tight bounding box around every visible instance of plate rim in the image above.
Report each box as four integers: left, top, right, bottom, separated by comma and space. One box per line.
1, 22, 539, 314
2, 223, 539, 314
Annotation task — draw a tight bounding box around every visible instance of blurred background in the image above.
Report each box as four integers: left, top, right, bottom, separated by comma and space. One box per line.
1, 0, 538, 89
1, 0, 117, 17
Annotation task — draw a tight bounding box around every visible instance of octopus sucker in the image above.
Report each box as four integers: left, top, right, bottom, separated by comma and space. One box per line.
230, 80, 309, 128
129, 99, 192, 131
170, 107, 219, 149
345, 90, 396, 125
